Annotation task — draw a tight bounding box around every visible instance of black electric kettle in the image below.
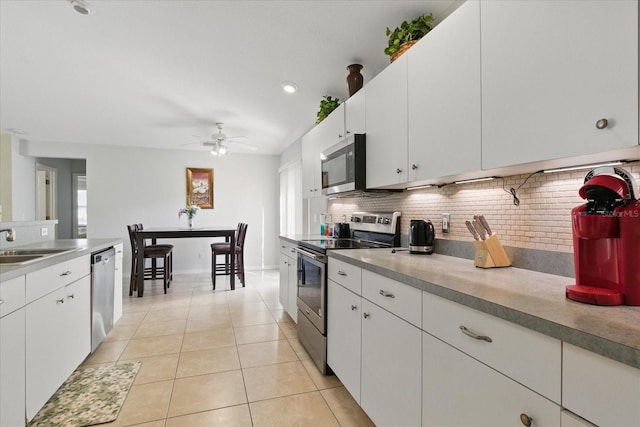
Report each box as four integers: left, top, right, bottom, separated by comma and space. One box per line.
409, 220, 435, 254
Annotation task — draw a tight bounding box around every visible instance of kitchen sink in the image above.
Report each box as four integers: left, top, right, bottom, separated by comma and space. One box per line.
0, 248, 78, 265
0, 254, 44, 264
0, 248, 72, 256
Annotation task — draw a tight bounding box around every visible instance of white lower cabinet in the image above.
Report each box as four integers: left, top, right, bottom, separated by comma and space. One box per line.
361, 298, 422, 427
26, 275, 91, 420
561, 410, 597, 427
1, 308, 26, 427
563, 343, 640, 427
327, 280, 361, 402
278, 239, 297, 322
422, 331, 560, 426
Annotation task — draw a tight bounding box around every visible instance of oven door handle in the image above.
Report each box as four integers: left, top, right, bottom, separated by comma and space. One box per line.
294, 247, 327, 262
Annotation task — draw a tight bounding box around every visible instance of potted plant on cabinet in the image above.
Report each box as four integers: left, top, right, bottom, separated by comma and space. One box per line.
384, 13, 434, 62
316, 95, 340, 124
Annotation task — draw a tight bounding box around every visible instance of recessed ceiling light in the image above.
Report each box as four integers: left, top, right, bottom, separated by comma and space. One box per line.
69, 0, 95, 15
282, 82, 298, 94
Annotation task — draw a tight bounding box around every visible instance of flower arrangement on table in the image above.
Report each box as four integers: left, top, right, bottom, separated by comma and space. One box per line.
178, 204, 199, 219
178, 201, 200, 228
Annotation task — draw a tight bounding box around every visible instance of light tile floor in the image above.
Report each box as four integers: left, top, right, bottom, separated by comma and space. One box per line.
82, 270, 375, 427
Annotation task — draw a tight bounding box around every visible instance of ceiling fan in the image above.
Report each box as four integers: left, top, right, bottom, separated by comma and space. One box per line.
182, 123, 256, 156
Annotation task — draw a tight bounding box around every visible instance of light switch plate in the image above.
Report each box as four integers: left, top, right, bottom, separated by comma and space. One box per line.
442, 213, 450, 233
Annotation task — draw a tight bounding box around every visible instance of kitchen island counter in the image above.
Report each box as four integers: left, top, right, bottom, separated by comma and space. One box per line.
329, 248, 640, 369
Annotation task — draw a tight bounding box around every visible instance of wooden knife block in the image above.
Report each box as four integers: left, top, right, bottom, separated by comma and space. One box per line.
473, 234, 511, 268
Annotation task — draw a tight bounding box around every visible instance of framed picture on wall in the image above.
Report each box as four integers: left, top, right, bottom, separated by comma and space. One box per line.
186, 167, 214, 209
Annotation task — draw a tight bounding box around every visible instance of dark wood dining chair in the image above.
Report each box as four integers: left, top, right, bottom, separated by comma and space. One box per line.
127, 224, 173, 295
136, 224, 173, 282
211, 222, 248, 290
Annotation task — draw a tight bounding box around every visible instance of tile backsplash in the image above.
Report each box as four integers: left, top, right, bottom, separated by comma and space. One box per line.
328, 161, 640, 254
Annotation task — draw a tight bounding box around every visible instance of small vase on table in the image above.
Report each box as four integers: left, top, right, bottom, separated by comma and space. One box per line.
187, 217, 194, 229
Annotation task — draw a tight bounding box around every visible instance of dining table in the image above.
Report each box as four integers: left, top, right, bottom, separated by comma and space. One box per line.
134, 226, 237, 297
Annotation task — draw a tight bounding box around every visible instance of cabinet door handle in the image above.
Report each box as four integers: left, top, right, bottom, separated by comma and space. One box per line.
56, 298, 65, 304
363, 312, 370, 319
60, 270, 72, 276
67, 294, 75, 300
459, 325, 492, 343
520, 413, 533, 426
595, 118, 609, 129
351, 304, 357, 311
412, 164, 419, 170
379, 290, 395, 298
396, 168, 403, 174
337, 270, 347, 276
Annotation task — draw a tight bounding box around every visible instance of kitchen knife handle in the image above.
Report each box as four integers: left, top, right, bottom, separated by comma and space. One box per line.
471, 220, 485, 240
465, 221, 480, 240
459, 325, 493, 343
478, 215, 493, 236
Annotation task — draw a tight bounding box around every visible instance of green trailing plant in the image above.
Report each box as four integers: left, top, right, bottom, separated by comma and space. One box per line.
316, 95, 340, 124
384, 13, 434, 57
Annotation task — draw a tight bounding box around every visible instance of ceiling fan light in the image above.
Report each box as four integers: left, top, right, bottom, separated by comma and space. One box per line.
218, 145, 228, 156
210, 147, 218, 156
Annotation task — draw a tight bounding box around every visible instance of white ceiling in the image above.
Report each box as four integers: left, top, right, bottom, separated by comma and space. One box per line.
0, 0, 459, 155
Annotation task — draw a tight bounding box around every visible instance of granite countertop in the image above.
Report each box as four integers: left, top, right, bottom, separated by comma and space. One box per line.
329, 248, 640, 370
0, 238, 122, 281
280, 234, 329, 244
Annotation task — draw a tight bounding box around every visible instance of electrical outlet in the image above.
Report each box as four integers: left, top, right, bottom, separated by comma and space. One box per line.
442, 213, 450, 233
40, 227, 48, 236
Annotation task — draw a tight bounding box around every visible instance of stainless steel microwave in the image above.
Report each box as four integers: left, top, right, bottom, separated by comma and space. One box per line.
321, 133, 366, 195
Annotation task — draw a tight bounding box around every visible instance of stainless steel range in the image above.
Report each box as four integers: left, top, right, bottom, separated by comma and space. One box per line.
295, 211, 401, 374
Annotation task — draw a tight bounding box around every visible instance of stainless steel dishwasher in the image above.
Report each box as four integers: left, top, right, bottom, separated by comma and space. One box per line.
91, 247, 115, 352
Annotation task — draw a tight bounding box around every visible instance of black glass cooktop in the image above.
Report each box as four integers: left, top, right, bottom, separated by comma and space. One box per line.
298, 238, 390, 252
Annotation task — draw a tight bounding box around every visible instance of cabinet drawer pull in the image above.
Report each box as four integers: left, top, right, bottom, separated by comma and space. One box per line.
337, 270, 347, 276
351, 304, 357, 311
60, 270, 72, 276
595, 118, 608, 129
363, 312, 370, 319
520, 413, 532, 426
379, 290, 395, 298
459, 325, 492, 343
67, 294, 75, 299
56, 298, 65, 304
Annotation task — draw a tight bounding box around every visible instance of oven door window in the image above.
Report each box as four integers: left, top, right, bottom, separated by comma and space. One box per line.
297, 255, 325, 317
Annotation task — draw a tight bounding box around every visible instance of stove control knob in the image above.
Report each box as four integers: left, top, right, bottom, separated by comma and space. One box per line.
383, 218, 391, 224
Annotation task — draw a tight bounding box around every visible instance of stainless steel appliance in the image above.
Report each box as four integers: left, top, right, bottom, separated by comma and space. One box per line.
296, 211, 401, 374
91, 247, 115, 352
409, 219, 435, 254
321, 134, 366, 195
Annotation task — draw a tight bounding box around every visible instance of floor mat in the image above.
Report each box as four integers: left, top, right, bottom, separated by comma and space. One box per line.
28, 362, 141, 427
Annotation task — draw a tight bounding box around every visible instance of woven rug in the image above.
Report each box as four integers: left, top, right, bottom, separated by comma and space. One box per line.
28, 362, 141, 427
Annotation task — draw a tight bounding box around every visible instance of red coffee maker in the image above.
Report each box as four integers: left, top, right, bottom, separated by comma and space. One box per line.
566, 166, 640, 306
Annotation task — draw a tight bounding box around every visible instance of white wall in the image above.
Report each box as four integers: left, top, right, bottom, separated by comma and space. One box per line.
12, 137, 36, 221
21, 140, 280, 275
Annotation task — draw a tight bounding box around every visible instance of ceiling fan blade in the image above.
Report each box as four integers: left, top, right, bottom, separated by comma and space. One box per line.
229, 141, 258, 151
225, 135, 248, 141
180, 141, 202, 146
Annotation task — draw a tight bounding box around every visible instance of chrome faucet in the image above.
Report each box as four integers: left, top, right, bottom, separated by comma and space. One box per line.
0, 228, 15, 242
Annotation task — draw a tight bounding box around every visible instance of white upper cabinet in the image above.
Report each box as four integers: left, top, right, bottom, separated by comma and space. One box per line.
408, 0, 481, 181
365, 54, 409, 188
481, 0, 639, 170
301, 104, 345, 196
345, 88, 366, 136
